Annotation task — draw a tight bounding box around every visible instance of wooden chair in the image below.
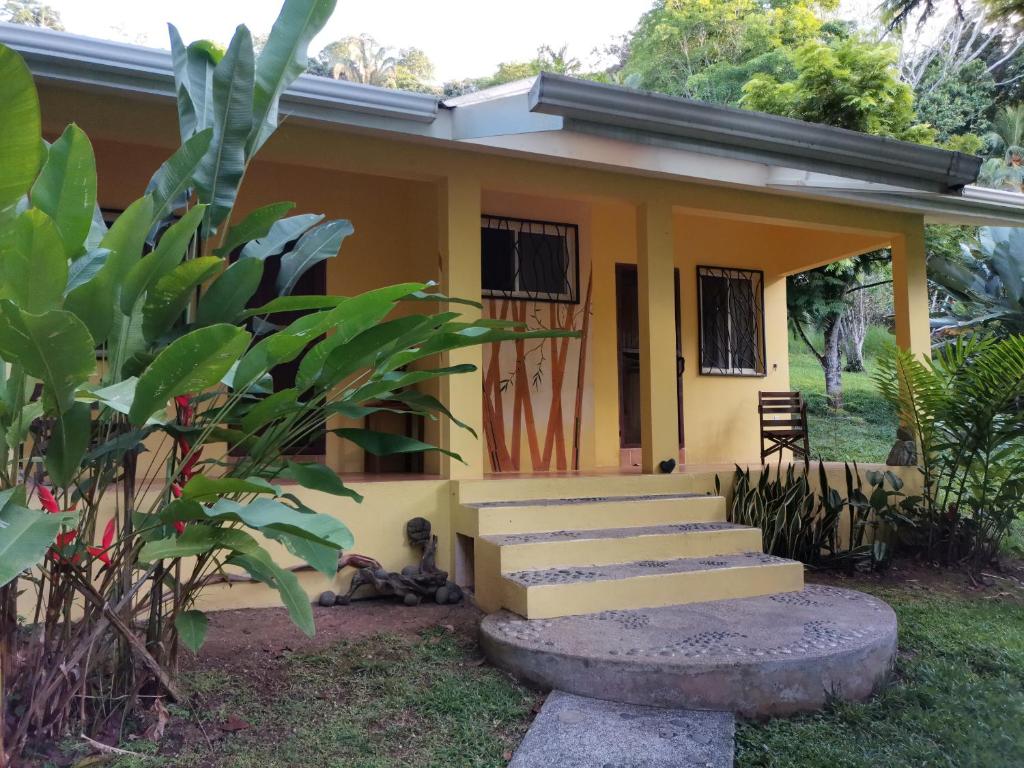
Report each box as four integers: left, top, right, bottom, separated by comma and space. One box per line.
759, 391, 810, 465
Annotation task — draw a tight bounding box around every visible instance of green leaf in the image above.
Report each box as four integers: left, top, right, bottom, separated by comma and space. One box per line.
45, 401, 91, 487
0, 43, 43, 209
65, 247, 110, 295
214, 201, 295, 256
87, 377, 138, 416
206, 497, 353, 549
129, 323, 250, 424
239, 213, 323, 260
0, 302, 95, 414
0, 491, 77, 587
196, 257, 263, 326
141, 255, 222, 340
180, 475, 281, 502
194, 25, 254, 234
393, 389, 477, 438
334, 428, 462, 463
248, 0, 337, 156
226, 550, 315, 636
240, 387, 299, 435
122, 205, 206, 314
284, 460, 363, 502
241, 294, 342, 317
30, 124, 97, 257
277, 219, 353, 296
0, 209, 67, 312
139, 524, 219, 561
264, 529, 339, 577
175, 610, 209, 652
102, 196, 154, 277
147, 129, 213, 227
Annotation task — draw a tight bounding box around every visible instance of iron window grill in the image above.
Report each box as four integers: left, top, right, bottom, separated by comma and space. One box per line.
697, 265, 766, 376
481, 214, 580, 304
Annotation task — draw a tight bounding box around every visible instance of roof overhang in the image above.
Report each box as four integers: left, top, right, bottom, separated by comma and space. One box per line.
3, 24, 1021, 228
526, 73, 981, 195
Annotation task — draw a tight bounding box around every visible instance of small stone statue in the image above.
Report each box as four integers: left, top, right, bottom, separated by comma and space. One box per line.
337, 517, 463, 606
886, 426, 917, 466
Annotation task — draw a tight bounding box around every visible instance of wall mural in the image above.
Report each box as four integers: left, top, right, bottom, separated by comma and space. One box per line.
482, 269, 593, 472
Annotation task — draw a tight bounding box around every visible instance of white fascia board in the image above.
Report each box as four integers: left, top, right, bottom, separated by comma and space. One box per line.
450, 92, 563, 140
458, 128, 772, 189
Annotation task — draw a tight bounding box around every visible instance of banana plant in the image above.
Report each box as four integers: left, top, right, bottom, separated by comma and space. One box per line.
0, 2, 572, 757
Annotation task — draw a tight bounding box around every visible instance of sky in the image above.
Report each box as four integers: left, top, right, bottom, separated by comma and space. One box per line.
44, 0, 655, 82
40, 0, 920, 84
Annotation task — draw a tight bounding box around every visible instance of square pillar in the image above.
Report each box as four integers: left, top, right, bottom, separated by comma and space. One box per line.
437, 174, 485, 479
636, 200, 680, 473
891, 220, 931, 361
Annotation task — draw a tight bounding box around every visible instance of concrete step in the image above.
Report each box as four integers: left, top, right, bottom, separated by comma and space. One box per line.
456, 494, 726, 537
481, 522, 762, 572
499, 552, 804, 620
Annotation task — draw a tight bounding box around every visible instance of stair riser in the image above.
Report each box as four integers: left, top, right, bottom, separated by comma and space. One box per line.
472, 497, 726, 536
503, 563, 804, 620
496, 528, 763, 572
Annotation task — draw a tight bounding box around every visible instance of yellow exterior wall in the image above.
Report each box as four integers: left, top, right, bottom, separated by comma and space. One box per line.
17, 81, 937, 616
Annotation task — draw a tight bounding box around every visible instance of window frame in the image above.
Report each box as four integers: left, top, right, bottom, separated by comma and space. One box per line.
480, 214, 580, 305
696, 265, 766, 378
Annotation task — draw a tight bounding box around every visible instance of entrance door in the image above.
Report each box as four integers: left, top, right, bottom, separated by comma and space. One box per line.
615, 264, 684, 456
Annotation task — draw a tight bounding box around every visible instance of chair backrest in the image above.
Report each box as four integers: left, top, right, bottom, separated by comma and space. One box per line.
758, 391, 810, 463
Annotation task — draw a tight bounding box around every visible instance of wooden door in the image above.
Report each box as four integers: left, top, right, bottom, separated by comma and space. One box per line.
615, 264, 683, 449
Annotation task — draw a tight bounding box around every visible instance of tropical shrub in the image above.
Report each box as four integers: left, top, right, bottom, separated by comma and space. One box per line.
724, 461, 915, 569
0, 1, 565, 760
875, 335, 1024, 567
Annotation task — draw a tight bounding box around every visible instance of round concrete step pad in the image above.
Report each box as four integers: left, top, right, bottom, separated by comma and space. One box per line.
480, 585, 897, 718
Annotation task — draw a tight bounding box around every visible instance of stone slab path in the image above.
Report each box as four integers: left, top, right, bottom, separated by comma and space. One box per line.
509, 691, 734, 768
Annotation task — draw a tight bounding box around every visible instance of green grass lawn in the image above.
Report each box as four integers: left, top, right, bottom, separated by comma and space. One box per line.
736, 580, 1024, 768
789, 326, 898, 463
99, 628, 536, 768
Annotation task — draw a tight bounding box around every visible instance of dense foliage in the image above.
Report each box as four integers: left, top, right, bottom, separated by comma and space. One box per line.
875, 335, 1024, 568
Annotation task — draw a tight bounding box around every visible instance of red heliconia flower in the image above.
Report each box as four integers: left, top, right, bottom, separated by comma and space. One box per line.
87, 518, 116, 567
50, 530, 81, 565
175, 435, 202, 481
173, 521, 187, 535
174, 394, 195, 425
38, 485, 60, 513
171, 483, 183, 498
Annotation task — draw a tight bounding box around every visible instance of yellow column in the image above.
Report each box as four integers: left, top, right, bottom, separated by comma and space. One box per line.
891, 219, 931, 360
636, 199, 680, 473
437, 174, 485, 478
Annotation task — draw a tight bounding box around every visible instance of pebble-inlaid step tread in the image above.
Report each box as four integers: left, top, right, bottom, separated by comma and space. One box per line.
504, 552, 794, 587
483, 522, 753, 546
465, 492, 707, 509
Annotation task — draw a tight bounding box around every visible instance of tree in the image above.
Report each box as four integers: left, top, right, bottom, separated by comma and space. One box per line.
884, 0, 1024, 30
318, 34, 397, 86
742, 36, 933, 407
979, 103, 1024, 191
1, 0, 63, 30
619, 0, 837, 104
394, 47, 435, 93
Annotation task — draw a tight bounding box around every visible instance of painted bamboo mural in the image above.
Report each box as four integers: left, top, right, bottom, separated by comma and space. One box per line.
482, 266, 594, 472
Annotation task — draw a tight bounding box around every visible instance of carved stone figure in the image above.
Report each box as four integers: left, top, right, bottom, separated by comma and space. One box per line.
337, 517, 463, 606
885, 426, 917, 466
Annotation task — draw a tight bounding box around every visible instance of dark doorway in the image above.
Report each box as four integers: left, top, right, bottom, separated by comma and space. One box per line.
615, 264, 684, 450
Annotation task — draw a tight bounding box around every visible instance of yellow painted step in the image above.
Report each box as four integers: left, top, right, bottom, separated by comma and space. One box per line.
457, 494, 726, 537
483, 522, 762, 572
500, 553, 804, 620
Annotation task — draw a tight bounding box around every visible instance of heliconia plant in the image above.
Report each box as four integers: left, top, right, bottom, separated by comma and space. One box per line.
0, 1, 569, 760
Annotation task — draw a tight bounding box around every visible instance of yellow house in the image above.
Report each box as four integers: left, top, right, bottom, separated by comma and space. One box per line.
6, 22, 1024, 623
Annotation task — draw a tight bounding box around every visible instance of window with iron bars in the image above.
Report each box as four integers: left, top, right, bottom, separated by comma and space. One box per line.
697, 265, 766, 376
480, 215, 579, 303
